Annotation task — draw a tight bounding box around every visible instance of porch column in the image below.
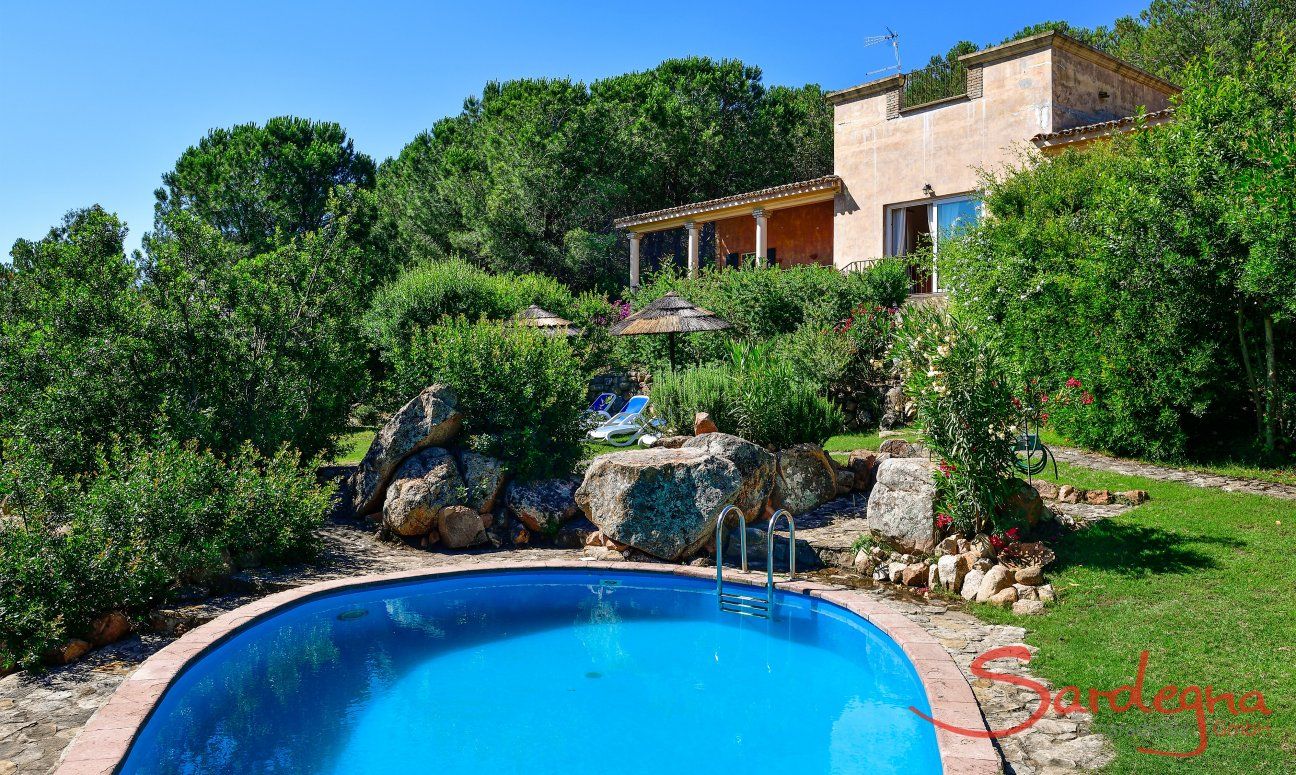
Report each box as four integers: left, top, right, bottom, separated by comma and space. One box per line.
753, 208, 768, 267
685, 221, 700, 279
628, 231, 641, 289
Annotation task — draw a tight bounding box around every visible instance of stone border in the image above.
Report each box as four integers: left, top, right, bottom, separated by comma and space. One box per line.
56, 560, 999, 775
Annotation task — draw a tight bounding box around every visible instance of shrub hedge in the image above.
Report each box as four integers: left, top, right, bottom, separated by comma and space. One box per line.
387, 319, 587, 480
0, 437, 328, 671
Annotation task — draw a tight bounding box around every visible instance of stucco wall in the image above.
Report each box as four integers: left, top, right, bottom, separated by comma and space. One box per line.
1051, 47, 1175, 129
831, 47, 1054, 265
714, 200, 834, 268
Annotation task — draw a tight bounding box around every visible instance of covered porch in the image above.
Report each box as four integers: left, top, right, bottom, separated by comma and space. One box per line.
613, 175, 841, 288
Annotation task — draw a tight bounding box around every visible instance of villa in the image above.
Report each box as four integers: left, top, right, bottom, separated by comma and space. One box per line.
615, 31, 1178, 294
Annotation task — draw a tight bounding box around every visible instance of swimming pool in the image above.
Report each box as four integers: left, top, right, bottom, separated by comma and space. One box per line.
95, 567, 961, 774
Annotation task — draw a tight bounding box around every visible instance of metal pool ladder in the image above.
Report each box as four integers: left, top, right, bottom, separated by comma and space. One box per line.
714, 505, 796, 619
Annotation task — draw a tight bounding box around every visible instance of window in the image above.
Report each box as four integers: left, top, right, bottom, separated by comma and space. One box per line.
886, 195, 980, 293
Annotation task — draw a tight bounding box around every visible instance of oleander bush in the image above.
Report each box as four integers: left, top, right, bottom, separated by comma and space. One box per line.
0, 437, 328, 671
890, 307, 1021, 535
387, 319, 587, 479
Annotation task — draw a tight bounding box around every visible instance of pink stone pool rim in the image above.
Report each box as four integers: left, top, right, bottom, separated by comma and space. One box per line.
56, 560, 1001, 775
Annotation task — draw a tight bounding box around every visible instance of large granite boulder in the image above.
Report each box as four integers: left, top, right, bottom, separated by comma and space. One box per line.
866, 458, 937, 554
352, 385, 463, 516
505, 477, 581, 534
457, 451, 506, 514
682, 433, 775, 521
382, 448, 464, 537
575, 448, 742, 561
774, 444, 838, 515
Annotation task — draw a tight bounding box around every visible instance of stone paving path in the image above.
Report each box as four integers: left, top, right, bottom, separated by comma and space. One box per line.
6, 514, 1109, 775
1052, 446, 1296, 501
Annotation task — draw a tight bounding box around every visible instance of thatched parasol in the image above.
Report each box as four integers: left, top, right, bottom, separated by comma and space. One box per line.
512, 305, 582, 337
610, 292, 732, 370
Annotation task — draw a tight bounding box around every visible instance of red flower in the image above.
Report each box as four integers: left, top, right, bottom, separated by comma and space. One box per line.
989, 534, 1007, 551
1039, 394, 1049, 404
1066, 377, 1083, 389
1006, 527, 1021, 542
1081, 392, 1094, 405
938, 460, 956, 478
1011, 397, 1023, 410
936, 513, 953, 529
1040, 412, 1049, 423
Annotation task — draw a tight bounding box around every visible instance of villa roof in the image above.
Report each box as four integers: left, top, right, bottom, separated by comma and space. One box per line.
613, 175, 841, 232
1031, 108, 1175, 151
826, 31, 1178, 107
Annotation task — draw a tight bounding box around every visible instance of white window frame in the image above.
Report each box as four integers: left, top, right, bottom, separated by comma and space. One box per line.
884, 194, 981, 293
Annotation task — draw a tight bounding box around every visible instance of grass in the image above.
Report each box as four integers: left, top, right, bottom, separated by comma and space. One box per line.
1038, 428, 1296, 489
329, 429, 376, 465
825, 427, 922, 464
969, 460, 1296, 772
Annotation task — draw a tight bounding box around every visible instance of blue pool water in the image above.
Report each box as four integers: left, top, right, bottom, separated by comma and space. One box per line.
120, 569, 941, 774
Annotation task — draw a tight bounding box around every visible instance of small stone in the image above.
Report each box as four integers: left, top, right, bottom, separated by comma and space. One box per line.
937, 536, 960, 555
973, 557, 993, 572
693, 411, 719, 435
436, 506, 489, 549
927, 564, 941, 589
959, 568, 985, 600
901, 563, 927, 586
1013, 599, 1047, 616
1037, 584, 1057, 603
888, 562, 907, 583
1057, 485, 1082, 504
989, 587, 1019, 608
976, 564, 1014, 602
1118, 489, 1150, 505
688, 556, 713, 567
1015, 565, 1045, 586
585, 530, 605, 547
513, 527, 530, 546
969, 534, 995, 559
1084, 489, 1114, 505
937, 553, 970, 592
88, 612, 131, 647
1032, 480, 1060, 499
853, 550, 875, 574
52, 639, 92, 665
1013, 584, 1039, 600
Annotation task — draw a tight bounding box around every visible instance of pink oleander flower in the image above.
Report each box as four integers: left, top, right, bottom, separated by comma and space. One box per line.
1005, 527, 1021, 542
1066, 377, 1083, 389
1082, 392, 1095, 405
936, 513, 953, 529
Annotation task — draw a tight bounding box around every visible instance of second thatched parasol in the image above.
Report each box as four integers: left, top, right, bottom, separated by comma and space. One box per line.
610, 292, 732, 370
512, 305, 582, 337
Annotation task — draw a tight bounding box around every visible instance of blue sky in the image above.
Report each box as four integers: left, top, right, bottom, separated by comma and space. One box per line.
1, 0, 1147, 256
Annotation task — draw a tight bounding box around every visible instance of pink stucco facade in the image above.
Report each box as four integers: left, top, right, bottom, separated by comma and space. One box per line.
829, 32, 1177, 267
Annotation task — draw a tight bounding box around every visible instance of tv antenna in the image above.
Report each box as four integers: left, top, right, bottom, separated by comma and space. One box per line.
863, 27, 902, 75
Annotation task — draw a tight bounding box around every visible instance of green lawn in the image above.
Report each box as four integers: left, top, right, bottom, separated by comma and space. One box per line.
329, 429, 376, 465
970, 460, 1296, 772
1038, 428, 1296, 489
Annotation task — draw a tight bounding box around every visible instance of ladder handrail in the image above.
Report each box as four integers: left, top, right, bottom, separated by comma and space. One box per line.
714, 504, 748, 602
767, 509, 796, 599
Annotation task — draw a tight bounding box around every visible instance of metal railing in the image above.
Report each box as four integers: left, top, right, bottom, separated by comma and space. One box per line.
714, 505, 797, 619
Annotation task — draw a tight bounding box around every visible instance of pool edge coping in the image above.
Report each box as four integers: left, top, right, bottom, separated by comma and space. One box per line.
55, 559, 1001, 775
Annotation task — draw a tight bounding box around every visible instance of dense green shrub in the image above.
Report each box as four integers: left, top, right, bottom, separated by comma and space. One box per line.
650, 343, 843, 448
0, 437, 328, 671
1, 208, 159, 476
623, 260, 907, 371
362, 258, 576, 355
650, 366, 740, 435
891, 307, 1021, 535
388, 319, 587, 479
